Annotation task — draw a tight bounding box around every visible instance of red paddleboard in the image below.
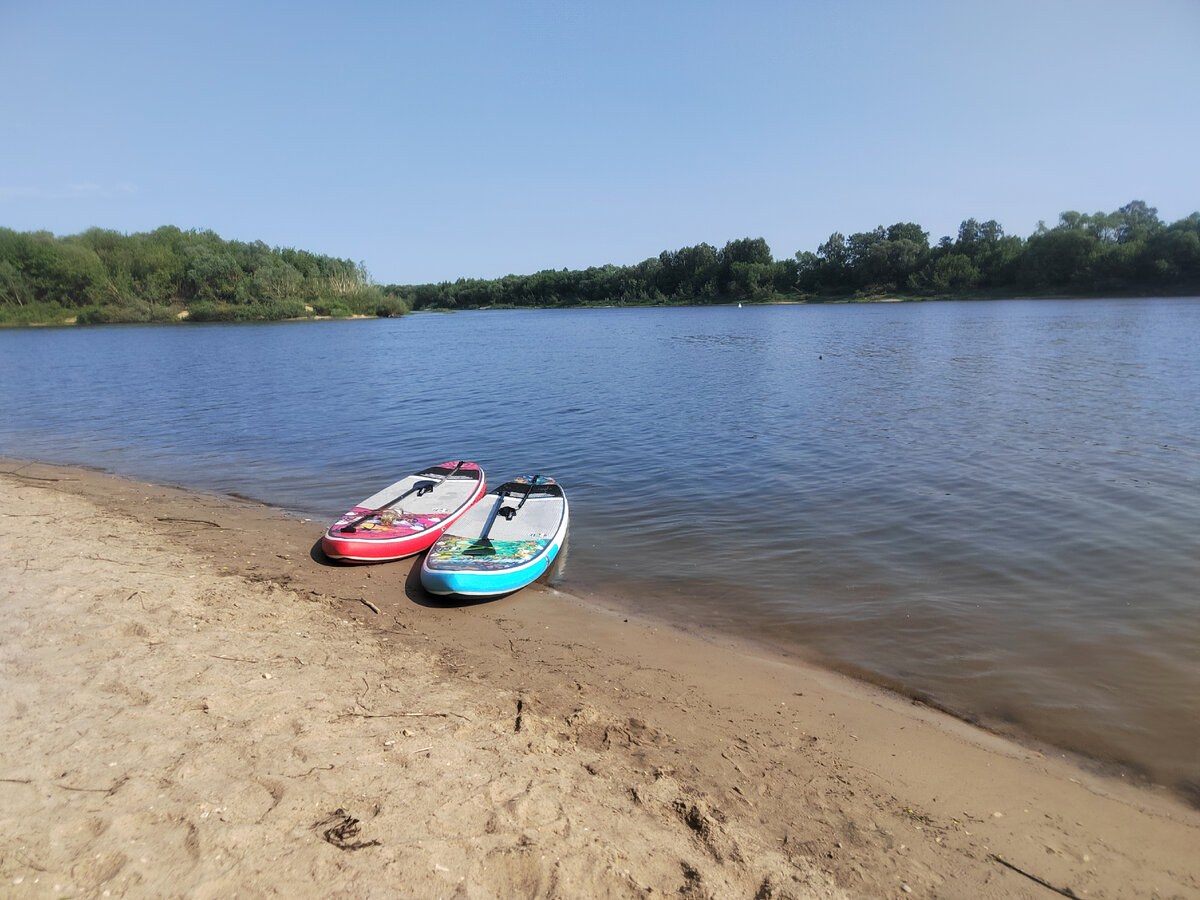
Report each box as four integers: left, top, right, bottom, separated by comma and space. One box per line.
321, 461, 486, 563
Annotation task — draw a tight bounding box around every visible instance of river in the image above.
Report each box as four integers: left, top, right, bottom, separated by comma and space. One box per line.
2, 297, 1197, 796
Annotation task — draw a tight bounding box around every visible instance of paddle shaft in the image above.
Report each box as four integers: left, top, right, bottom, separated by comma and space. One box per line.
343, 461, 467, 530
464, 477, 540, 555
478, 498, 505, 541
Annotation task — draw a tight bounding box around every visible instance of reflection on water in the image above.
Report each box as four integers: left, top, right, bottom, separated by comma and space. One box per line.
2, 298, 1199, 793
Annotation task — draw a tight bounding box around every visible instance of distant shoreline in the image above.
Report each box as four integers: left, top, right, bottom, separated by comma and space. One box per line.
6, 206, 1198, 325
6, 290, 1200, 328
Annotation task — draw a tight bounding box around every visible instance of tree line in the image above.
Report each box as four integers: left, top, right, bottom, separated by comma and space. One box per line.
391, 200, 1199, 310
0, 225, 405, 325
3, 200, 1197, 325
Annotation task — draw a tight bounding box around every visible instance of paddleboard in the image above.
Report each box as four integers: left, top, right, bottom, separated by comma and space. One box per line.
321, 461, 486, 563
420, 475, 568, 597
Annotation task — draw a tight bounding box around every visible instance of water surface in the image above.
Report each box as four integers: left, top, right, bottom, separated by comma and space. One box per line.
2, 298, 1198, 793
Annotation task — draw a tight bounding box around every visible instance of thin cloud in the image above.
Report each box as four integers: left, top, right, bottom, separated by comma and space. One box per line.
0, 186, 41, 201
0, 182, 139, 201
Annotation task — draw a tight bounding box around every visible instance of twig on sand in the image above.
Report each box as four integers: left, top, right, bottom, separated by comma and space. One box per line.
211, 655, 259, 663
990, 854, 1079, 898
336, 711, 469, 721
57, 776, 128, 796
156, 516, 221, 528
2, 471, 63, 482
354, 597, 380, 614
286, 764, 335, 778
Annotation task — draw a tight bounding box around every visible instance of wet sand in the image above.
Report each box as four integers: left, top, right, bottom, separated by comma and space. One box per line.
1, 459, 1197, 898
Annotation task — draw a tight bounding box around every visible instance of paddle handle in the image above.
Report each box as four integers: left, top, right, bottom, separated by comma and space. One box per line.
498, 475, 540, 521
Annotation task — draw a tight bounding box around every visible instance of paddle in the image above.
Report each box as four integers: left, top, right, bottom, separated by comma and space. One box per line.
341, 461, 467, 533
464, 476, 540, 557
498, 474, 540, 520
462, 496, 505, 557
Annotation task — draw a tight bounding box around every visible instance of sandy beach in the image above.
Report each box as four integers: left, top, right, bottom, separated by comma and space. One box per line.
1, 460, 1197, 899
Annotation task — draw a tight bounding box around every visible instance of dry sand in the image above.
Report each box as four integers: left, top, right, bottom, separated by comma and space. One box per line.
1, 460, 1197, 899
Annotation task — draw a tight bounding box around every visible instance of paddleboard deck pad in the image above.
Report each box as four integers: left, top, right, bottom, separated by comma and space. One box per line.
420, 475, 568, 597
321, 461, 486, 562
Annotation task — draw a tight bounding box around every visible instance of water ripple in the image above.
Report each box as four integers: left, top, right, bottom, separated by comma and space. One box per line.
3, 300, 1199, 790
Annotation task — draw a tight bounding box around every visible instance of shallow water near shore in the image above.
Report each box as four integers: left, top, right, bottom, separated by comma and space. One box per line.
3, 298, 1198, 792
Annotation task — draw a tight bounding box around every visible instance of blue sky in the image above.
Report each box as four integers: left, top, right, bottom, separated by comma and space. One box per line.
2, 0, 1198, 285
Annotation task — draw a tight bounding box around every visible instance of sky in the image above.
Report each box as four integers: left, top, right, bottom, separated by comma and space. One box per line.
2, 0, 1198, 286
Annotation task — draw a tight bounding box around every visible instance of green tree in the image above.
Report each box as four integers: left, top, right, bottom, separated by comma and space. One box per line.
1117, 200, 1161, 244
0, 258, 31, 306
1142, 214, 1200, 285
25, 234, 108, 305
719, 238, 774, 298
931, 253, 980, 291
1019, 225, 1097, 289
815, 232, 851, 290
183, 242, 243, 302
